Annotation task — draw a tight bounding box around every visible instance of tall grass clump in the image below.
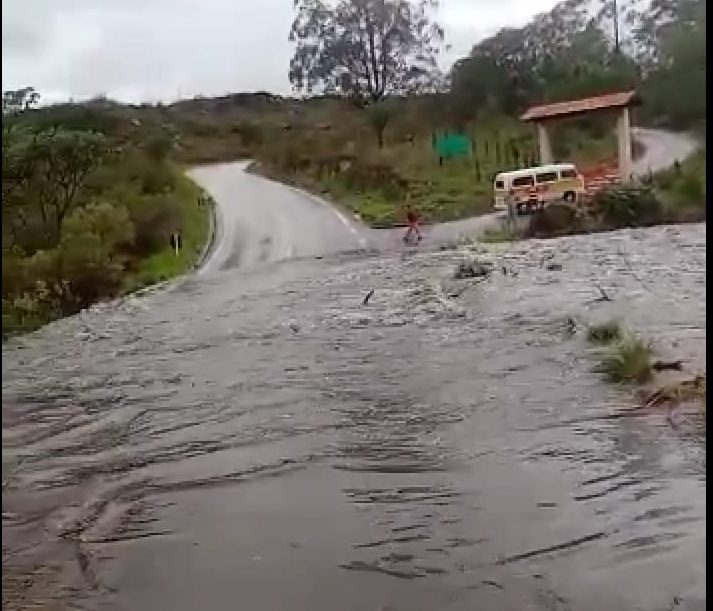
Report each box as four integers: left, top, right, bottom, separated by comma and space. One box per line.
595, 334, 653, 384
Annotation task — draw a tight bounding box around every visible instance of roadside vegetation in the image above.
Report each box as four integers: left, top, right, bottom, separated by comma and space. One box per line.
595, 334, 654, 384
512, 149, 706, 241
584, 320, 705, 414
479, 146, 706, 243
586, 321, 652, 383
2, 91, 212, 336
248, 0, 704, 227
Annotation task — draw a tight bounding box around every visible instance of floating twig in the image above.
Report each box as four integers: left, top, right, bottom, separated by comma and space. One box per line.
593, 283, 611, 302
362, 289, 375, 306
652, 360, 683, 372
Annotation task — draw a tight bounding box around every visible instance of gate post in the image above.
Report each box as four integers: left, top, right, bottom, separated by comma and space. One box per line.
537, 122, 553, 164
617, 107, 632, 181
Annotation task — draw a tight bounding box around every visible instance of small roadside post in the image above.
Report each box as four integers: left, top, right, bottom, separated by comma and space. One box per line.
170, 232, 182, 256
506, 193, 516, 232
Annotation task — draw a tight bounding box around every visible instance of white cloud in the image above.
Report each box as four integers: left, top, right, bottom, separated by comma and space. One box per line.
2, 0, 558, 104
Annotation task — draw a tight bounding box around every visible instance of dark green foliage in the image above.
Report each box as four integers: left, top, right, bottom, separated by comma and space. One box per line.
595, 335, 654, 384
145, 133, 174, 162
2, 125, 112, 248
340, 159, 408, 196
365, 100, 398, 148
593, 185, 664, 228
289, 0, 444, 102
448, 0, 704, 130
2, 93, 207, 335
523, 203, 580, 238
636, 0, 706, 129
232, 122, 264, 147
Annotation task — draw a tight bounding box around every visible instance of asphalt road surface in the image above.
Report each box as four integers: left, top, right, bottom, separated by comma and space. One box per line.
632, 127, 699, 175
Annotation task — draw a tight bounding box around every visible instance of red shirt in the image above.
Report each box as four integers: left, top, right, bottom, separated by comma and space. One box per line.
407, 211, 418, 223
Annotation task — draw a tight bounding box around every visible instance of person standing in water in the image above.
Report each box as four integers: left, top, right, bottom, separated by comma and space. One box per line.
404, 206, 422, 243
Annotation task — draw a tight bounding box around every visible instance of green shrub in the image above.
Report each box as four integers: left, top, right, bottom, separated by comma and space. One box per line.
182, 119, 222, 138
595, 335, 653, 384
232, 122, 264, 147
2, 247, 28, 298
3, 279, 65, 335
674, 172, 705, 204
523, 203, 580, 238
56, 202, 134, 310
654, 170, 675, 190
125, 193, 181, 256
340, 159, 408, 196
3, 249, 70, 333
144, 133, 174, 162
593, 185, 663, 229
3, 202, 138, 330
586, 320, 622, 344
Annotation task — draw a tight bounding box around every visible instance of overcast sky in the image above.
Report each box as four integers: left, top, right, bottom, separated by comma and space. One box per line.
2, 0, 557, 104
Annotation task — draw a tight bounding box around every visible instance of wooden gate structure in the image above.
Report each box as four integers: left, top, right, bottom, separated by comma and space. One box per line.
521, 90, 641, 184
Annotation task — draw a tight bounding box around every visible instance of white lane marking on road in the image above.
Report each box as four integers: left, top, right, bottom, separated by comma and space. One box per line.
285, 183, 365, 239
332, 208, 359, 235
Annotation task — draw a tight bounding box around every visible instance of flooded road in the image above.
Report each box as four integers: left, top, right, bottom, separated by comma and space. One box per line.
2, 169, 706, 611
632, 128, 699, 175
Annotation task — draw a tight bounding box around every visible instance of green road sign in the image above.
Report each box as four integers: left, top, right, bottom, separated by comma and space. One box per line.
434, 133, 471, 159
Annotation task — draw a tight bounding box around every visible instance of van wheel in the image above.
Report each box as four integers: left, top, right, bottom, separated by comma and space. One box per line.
563, 191, 576, 203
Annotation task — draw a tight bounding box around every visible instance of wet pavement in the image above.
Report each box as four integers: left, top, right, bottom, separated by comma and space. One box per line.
2, 215, 706, 610
631, 128, 699, 175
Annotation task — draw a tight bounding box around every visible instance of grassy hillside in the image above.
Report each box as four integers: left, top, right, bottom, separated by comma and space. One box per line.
7, 95, 620, 230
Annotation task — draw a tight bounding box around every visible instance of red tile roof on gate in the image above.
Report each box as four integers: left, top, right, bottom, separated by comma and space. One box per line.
521, 90, 640, 122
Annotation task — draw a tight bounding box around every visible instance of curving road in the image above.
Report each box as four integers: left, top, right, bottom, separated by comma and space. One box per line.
187, 162, 370, 274
191, 129, 697, 272
632, 127, 699, 175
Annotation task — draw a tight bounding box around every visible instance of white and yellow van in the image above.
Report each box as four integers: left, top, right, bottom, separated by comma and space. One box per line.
493, 163, 585, 213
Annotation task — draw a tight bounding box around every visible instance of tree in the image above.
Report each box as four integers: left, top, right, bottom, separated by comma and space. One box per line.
289, 0, 444, 103
630, 0, 704, 70
365, 99, 398, 147
598, 0, 621, 52
57, 201, 135, 310
448, 0, 592, 118
145, 132, 173, 162
639, 2, 705, 127
2, 128, 111, 246
448, 0, 640, 120
2, 87, 40, 115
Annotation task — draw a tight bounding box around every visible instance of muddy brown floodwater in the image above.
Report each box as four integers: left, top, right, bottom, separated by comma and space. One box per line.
2, 223, 706, 611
